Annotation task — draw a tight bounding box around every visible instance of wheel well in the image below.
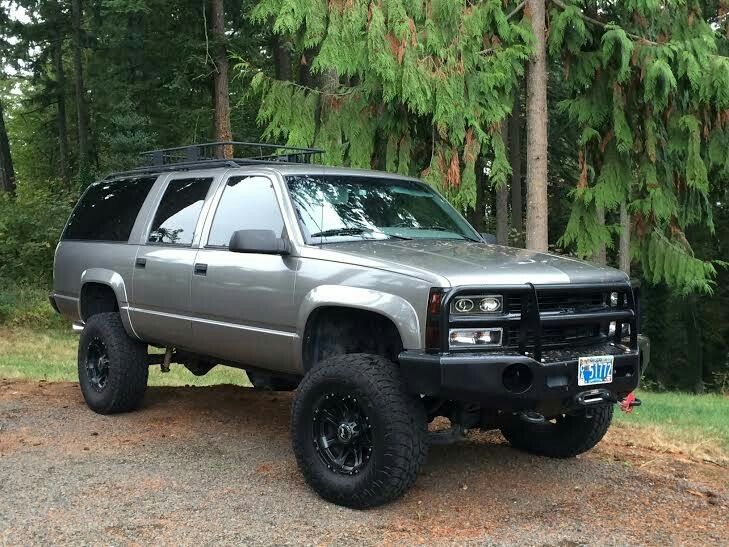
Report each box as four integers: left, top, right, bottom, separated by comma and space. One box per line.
80, 283, 119, 321
302, 307, 404, 371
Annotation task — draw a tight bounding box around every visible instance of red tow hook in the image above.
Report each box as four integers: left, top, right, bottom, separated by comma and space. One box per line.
619, 392, 641, 413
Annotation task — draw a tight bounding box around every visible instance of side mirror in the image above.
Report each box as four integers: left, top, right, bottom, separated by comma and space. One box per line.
480, 233, 497, 244
229, 230, 290, 255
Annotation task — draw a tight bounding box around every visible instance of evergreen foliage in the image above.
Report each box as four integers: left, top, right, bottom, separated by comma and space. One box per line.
247, 0, 531, 201
552, 0, 728, 294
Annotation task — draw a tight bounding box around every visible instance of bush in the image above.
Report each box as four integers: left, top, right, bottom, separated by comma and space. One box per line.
0, 278, 67, 329
0, 180, 76, 285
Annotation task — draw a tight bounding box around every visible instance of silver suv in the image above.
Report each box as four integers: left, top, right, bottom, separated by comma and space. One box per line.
50, 142, 649, 508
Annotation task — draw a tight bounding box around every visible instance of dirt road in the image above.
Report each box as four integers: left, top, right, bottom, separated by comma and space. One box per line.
0, 380, 726, 546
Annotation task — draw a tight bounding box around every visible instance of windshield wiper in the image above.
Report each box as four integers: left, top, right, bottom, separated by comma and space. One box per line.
310, 227, 413, 241
310, 227, 369, 238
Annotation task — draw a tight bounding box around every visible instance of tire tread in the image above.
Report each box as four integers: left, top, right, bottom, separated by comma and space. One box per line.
78, 312, 148, 414
291, 353, 427, 508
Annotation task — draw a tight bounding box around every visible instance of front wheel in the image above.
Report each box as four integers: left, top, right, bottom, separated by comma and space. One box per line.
78, 312, 149, 414
501, 405, 613, 458
291, 354, 428, 508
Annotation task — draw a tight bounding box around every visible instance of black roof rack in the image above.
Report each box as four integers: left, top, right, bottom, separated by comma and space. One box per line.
105, 142, 324, 178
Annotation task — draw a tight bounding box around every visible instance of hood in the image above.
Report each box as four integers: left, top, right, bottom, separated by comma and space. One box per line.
321, 239, 629, 287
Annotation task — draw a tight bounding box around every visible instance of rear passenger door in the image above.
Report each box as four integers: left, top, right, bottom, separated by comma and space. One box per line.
190, 173, 299, 372
129, 175, 216, 348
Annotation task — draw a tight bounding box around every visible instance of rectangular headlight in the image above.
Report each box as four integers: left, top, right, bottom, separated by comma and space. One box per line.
450, 295, 503, 315
449, 328, 503, 348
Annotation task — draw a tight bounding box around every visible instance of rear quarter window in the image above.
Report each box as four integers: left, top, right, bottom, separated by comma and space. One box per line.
63, 177, 157, 242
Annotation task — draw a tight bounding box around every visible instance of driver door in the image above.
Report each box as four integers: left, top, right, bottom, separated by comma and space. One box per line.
190, 174, 299, 372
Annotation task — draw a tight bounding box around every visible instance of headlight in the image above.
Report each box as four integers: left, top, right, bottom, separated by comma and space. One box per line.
480, 296, 502, 312
451, 295, 503, 315
449, 328, 503, 348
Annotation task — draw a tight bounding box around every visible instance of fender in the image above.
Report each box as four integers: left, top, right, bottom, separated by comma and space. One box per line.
79, 268, 141, 339
295, 285, 422, 369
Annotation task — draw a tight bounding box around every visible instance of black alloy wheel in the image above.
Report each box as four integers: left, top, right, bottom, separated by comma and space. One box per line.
312, 392, 373, 475
85, 338, 111, 392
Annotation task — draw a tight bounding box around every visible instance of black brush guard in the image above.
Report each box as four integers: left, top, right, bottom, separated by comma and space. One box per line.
399, 281, 643, 412
438, 281, 639, 361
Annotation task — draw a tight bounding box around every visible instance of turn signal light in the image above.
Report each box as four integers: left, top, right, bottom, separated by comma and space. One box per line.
425, 288, 444, 352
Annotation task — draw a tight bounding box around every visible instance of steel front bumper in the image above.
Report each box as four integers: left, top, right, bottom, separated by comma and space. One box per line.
399, 336, 649, 413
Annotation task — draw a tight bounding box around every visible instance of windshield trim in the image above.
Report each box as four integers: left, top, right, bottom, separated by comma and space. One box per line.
285, 174, 483, 246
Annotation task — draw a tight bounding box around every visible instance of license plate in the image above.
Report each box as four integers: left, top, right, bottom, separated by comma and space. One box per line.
578, 355, 614, 386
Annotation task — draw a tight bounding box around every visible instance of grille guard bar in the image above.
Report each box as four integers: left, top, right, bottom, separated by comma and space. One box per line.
439, 281, 639, 362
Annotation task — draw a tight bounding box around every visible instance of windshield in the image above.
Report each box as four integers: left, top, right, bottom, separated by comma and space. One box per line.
287, 175, 481, 244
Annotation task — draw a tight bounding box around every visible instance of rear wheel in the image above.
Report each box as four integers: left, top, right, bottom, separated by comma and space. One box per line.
501, 405, 613, 458
291, 354, 428, 508
78, 312, 148, 414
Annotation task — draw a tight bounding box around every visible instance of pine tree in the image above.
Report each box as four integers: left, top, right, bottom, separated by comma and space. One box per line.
244, 0, 727, 293
246, 0, 530, 209
552, 0, 728, 293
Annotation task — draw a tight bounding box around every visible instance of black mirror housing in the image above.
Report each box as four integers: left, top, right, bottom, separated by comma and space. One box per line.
229, 229, 290, 255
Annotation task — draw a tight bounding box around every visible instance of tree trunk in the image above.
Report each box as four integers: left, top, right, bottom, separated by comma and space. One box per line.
210, 0, 232, 159
509, 88, 523, 242
619, 201, 631, 274
592, 206, 607, 265
53, 19, 71, 188
271, 33, 292, 81
687, 294, 705, 394
0, 98, 16, 195
525, 0, 549, 252
496, 123, 510, 245
71, 0, 91, 178
473, 158, 487, 233
298, 48, 317, 87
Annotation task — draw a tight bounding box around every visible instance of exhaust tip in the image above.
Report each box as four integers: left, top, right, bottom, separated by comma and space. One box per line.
72, 321, 85, 335
503, 363, 533, 394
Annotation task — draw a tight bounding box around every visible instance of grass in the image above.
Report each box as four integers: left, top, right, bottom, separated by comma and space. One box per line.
614, 390, 729, 454
0, 327, 251, 387
1, 323, 727, 458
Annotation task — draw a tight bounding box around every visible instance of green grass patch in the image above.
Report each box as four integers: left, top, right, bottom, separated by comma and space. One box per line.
0, 327, 251, 387
615, 390, 729, 451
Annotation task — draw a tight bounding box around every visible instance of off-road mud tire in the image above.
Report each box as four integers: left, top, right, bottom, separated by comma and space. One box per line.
501, 405, 613, 458
291, 353, 428, 508
78, 312, 148, 414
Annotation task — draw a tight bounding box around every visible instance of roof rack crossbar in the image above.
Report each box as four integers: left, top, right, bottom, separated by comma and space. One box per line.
139, 141, 323, 168
101, 142, 324, 180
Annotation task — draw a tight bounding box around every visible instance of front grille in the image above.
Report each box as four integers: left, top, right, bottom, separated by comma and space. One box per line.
506, 291, 608, 314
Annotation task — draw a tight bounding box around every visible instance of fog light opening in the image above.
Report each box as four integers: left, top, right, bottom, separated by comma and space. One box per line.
503, 363, 533, 394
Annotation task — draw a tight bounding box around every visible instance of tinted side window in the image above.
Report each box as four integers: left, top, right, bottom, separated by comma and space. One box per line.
148, 177, 212, 246
207, 176, 285, 248
63, 177, 156, 241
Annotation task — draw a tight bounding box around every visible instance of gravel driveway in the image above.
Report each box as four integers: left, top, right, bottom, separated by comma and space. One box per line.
0, 380, 726, 546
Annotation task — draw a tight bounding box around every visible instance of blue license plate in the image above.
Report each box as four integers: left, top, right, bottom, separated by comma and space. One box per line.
578, 355, 614, 386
